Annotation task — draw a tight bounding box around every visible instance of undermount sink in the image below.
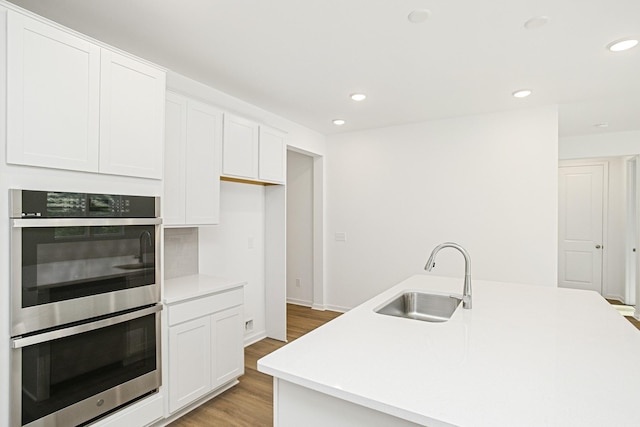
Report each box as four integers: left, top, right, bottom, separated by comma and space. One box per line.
375, 291, 461, 323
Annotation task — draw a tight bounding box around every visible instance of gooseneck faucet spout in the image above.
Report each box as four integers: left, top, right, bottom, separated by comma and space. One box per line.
424, 242, 472, 309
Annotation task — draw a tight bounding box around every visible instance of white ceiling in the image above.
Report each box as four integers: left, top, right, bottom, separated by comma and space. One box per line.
7, 0, 640, 137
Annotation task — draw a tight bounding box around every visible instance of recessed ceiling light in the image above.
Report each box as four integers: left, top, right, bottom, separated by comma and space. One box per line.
350, 93, 367, 101
512, 89, 532, 98
332, 119, 346, 126
524, 16, 550, 30
594, 122, 609, 128
607, 38, 639, 52
408, 9, 431, 24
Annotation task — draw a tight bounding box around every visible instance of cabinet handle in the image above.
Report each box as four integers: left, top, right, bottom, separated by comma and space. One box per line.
595, 245, 602, 249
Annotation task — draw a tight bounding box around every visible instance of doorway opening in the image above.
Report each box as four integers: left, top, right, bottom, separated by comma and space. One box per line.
558, 157, 637, 307
286, 149, 325, 309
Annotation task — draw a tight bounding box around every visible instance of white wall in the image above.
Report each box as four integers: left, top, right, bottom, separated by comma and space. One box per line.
559, 130, 640, 160
286, 151, 314, 305
325, 107, 559, 310
198, 181, 266, 344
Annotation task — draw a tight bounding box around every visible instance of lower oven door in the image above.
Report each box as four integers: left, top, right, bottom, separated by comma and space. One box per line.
11, 305, 162, 427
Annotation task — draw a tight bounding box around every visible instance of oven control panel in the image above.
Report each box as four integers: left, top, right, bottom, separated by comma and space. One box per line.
12, 190, 159, 218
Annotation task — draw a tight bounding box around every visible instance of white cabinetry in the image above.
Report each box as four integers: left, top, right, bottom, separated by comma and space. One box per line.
168, 316, 212, 412
222, 114, 259, 179
6, 11, 100, 172
99, 50, 165, 178
222, 114, 286, 184
6, 10, 165, 179
258, 126, 287, 183
164, 92, 222, 226
166, 286, 244, 414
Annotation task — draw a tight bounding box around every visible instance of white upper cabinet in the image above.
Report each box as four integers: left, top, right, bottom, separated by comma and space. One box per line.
258, 126, 287, 183
164, 92, 222, 226
163, 93, 188, 225
6, 11, 101, 172
222, 114, 259, 179
6, 10, 166, 179
221, 114, 286, 184
99, 50, 165, 179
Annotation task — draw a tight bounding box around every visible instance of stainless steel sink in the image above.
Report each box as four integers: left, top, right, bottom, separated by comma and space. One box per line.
375, 292, 461, 322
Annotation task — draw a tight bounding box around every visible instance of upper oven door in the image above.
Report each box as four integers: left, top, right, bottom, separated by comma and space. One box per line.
11, 217, 161, 336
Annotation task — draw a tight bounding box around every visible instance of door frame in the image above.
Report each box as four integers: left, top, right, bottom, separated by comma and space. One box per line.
558, 159, 609, 296
625, 156, 637, 306
286, 147, 326, 311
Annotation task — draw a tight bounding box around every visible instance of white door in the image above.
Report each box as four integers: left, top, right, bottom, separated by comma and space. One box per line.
558, 164, 605, 293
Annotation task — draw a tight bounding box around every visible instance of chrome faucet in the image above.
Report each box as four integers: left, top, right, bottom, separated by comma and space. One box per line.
424, 242, 472, 309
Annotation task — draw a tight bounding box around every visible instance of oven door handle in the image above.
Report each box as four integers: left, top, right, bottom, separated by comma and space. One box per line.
11, 305, 163, 349
11, 217, 162, 228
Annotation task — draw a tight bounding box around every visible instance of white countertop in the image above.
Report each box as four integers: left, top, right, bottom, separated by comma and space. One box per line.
163, 274, 245, 305
258, 274, 640, 427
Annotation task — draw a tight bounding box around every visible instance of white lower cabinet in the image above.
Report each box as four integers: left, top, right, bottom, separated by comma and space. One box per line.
168, 316, 212, 413
167, 287, 244, 414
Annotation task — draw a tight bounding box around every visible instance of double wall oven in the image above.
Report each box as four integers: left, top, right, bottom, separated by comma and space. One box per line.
9, 190, 162, 427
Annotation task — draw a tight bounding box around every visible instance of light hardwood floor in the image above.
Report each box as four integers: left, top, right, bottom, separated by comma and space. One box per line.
168, 304, 342, 427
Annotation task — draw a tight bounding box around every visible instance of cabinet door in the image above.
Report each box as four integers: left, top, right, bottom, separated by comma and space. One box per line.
6, 11, 100, 172
168, 316, 212, 413
259, 126, 287, 183
222, 114, 259, 179
99, 49, 166, 179
211, 306, 245, 388
163, 93, 188, 225
185, 101, 223, 225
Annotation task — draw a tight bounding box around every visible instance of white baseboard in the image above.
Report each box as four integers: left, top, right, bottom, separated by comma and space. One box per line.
243, 330, 267, 347
324, 304, 351, 313
286, 297, 312, 307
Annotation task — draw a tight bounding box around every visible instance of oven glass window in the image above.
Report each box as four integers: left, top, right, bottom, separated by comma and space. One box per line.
21, 312, 157, 425
21, 225, 156, 308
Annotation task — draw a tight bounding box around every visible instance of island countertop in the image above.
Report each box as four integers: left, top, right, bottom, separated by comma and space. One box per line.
257, 274, 640, 426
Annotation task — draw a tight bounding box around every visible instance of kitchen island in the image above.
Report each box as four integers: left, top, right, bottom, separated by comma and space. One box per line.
258, 274, 640, 427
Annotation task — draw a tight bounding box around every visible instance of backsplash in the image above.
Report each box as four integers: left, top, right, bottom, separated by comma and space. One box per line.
164, 228, 199, 279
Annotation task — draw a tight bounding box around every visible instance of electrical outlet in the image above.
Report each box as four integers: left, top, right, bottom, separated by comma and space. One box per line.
244, 319, 254, 331
335, 232, 347, 242
296, 278, 302, 287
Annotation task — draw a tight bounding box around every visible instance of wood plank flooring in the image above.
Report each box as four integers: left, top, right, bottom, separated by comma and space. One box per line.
168, 304, 342, 427
607, 299, 640, 330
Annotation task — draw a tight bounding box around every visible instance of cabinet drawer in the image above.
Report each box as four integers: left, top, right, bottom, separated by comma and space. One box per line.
168, 287, 243, 326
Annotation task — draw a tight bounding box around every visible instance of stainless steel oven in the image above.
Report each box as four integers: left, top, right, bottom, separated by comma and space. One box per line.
10, 190, 161, 336
11, 305, 162, 427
